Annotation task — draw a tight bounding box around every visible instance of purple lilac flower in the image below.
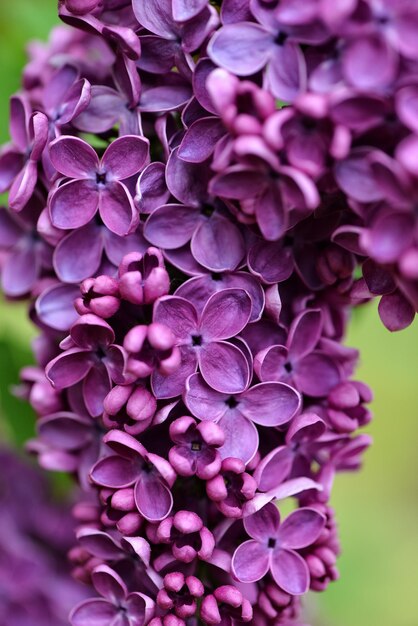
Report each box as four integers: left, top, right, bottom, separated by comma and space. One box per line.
232, 503, 325, 595
49, 134, 149, 236
1, 0, 417, 624
46, 314, 126, 416
151, 288, 252, 398
70, 564, 155, 625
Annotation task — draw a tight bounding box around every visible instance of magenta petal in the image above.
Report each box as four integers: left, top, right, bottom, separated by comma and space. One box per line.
172, 0, 207, 21
92, 565, 128, 603
266, 42, 306, 102
50, 179, 99, 230
135, 475, 173, 521
154, 296, 198, 340
136, 162, 170, 214
178, 117, 225, 162
210, 168, 267, 200
271, 549, 310, 595
132, 0, 175, 40
255, 182, 287, 242
191, 214, 245, 272
378, 292, 415, 332
184, 373, 228, 422
9, 95, 29, 152
199, 341, 250, 394
200, 288, 251, 341
254, 446, 294, 492
217, 411, 259, 464
54, 222, 104, 283
99, 181, 138, 236
90, 455, 138, 488
49, 135, 98, 178
83, 364, 112, 417
102, 135, 149, 179
2, 244, 39, 297
166, 148, 210, 206
152, 346, 198, 399
70, 599, 118, 626
38, 413, 93, 451
278, 508, 325, 550
36, 284, 79, 331
208, 22, 273, 75
240, 382, 301, 426
288, 309, 322, 360
46, 348, 92, 389
8, 160, 38, 211
294, 352, 341, 397
144, 204, 200, 249
231, 540, 270, 583
334, 149, 384, 203
244, 502, 280, 542
343, 34, 397, 90
0, 149, 24, 193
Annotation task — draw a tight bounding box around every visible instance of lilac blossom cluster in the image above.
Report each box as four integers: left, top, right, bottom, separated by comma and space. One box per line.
0, 447, 87, 626
1, 0, 417, 624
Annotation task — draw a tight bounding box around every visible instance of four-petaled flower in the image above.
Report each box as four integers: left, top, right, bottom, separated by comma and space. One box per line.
232, 503, 325, 595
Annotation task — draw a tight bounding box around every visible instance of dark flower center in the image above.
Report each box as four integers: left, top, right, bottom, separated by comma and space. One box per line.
191, 441, 202, 452
284, 362, 293, 374
268, 537, 276, 549
192, 334, 203, 347
275, 31, 288, 46
201, 203, 215, 218
211, 272, 223, 281
96, 172, 107, 185
225, 396, 238, 409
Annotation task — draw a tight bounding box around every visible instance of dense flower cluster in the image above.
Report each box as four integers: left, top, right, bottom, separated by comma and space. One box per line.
1, 0, 417, 624
0, 447, 87, 626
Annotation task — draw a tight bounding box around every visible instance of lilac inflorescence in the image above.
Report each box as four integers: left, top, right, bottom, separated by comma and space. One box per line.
1, 0, 417, 624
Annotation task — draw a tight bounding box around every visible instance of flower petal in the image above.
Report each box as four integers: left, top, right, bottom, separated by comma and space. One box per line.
191, 214, 246, 272
199, 341, 250, 394
99, 181, 138, 236
92, 565, 128, 603
200, 288, 251, 341
240, 382, 301, 426
231, 540, 270, 583
135, 475, 173, 521
50, 179, 99, 230
278, 508, 325, 550
53, 222, 104, 283
217, 411, 259, 464
271, 549, 310, 595
152, 346, 198, 399
243, 502, 281, 542
208, 22, 273, 75
49, 135, 98, 178
46, 348, 92, 389
70, 598, 118, 626
184, 373, 228, 422
90, 455, 138, 488
102, 135, 149, 179
144, 204, 200, 249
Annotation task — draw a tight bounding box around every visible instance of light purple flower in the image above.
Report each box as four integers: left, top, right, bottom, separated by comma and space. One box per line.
90, 430, 176, 522
152, 288, 252, 398
70, 564, 155, 626
255, 310, 341, 397
0, 95, 48, 211
45, 314, 126, 416
232, 503, 325, 595
49, 134, 149, 236
185, 373, 301, 464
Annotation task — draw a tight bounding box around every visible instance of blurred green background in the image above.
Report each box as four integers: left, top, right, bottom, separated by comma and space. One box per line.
0, 2, 417, 624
